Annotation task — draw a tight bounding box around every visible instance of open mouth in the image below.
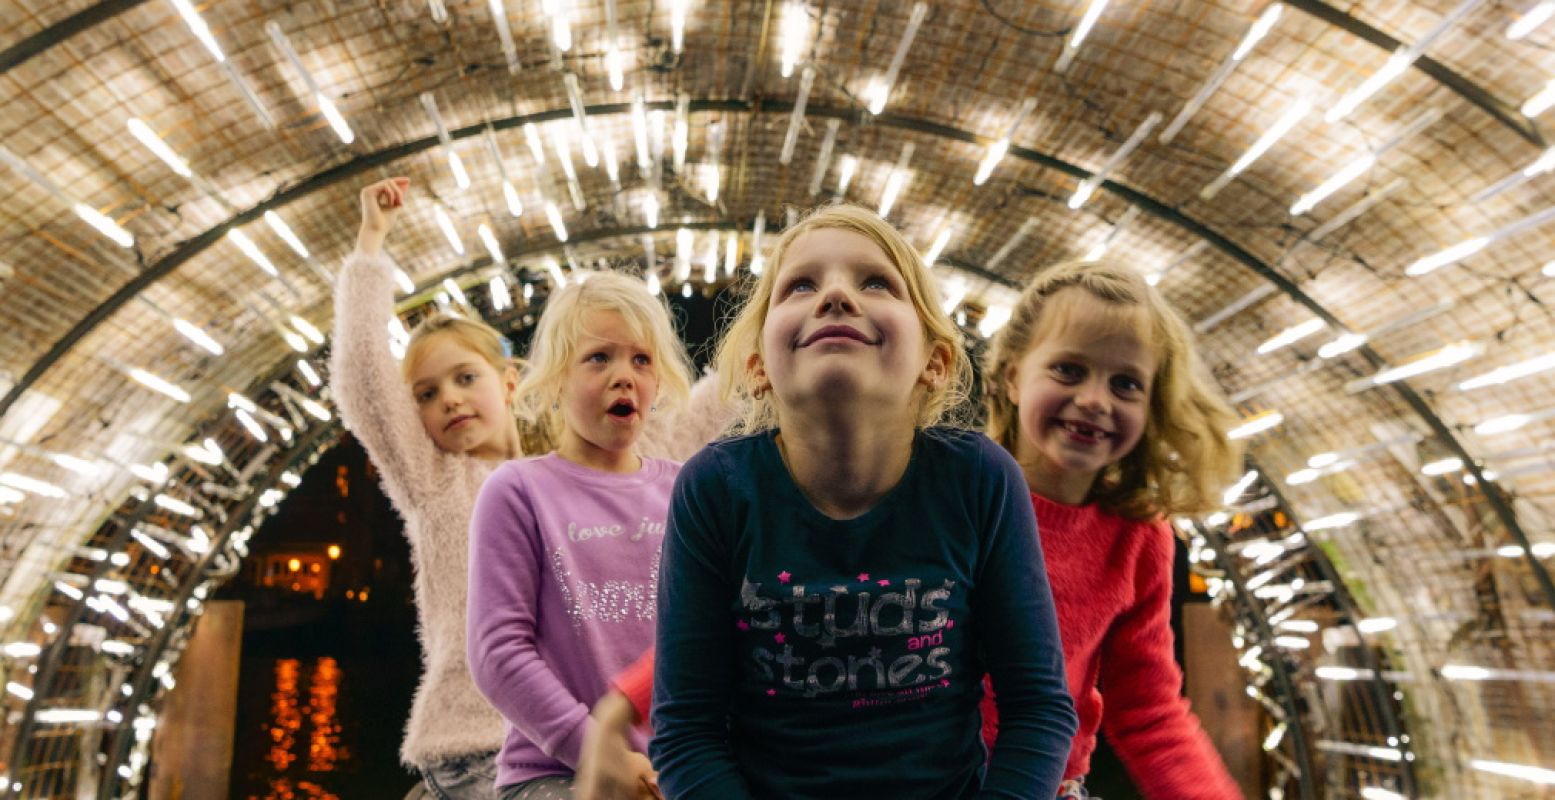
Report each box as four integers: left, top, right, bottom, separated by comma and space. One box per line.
801, 325, 875, 347
1058, 419, 1111, 440
607, 400, 637, 419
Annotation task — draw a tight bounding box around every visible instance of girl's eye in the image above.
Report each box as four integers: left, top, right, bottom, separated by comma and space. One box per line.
458, 372, 477, 384
634, 353, 653, 366
863, 276, 891, 291
786, 278, 816, 294
1112, 376, 1145, 396
585, 352, 608, 364
1050, 362, 1084, 381
416, 389, 435, 403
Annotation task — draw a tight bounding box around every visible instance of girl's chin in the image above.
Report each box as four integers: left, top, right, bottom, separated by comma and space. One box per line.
1039, 442, 1107, 473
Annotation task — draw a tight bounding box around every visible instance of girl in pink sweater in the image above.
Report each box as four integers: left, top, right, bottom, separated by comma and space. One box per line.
980, 259, 1245, 799
332, 177, 522, 798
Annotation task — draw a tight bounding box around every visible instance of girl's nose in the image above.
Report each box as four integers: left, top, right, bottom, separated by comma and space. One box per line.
1075, 380, 1111, 412
815, 281, 859, 316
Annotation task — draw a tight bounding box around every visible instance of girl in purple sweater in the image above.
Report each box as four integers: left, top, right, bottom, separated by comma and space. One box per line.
337, 178, 721, 799
467, 271, 696, 800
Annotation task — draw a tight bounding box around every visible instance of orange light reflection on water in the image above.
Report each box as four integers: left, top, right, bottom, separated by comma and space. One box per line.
258, 656, 349, 800
265, 659, 301, 773
308, 656, 343, 772
258, 779, 340, 800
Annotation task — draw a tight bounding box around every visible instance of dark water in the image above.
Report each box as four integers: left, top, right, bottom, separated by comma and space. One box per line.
229, 613, 422, 799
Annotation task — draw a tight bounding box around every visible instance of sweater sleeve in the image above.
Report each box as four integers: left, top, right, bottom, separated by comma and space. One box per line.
329, 249, 446, 521
610, 648, 656, 725
648, 450, 755, 800
1098, 521, 1242, 800
466, 463, 593, 768
974, 439, 1080, 799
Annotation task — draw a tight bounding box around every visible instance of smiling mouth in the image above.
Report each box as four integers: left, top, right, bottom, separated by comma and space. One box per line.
801, 325, 875, 347
1058, 419, 1112, 440
445, 415, 475, 431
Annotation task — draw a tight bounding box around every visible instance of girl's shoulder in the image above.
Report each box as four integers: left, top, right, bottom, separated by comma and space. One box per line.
477, 453, 555, 490
638, 454, 686, 484
917, 426, 1019, 474
684, 431, 769, 467
1091, 507, 1177, 564
673, 432, 774, 499
499, 452, 686, 490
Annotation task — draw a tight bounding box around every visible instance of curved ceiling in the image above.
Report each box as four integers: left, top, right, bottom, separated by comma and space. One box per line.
1, 0, 1554, 795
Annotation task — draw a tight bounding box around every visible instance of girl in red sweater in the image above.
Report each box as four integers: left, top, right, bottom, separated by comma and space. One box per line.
578, 259, 1244, 800
979, 259, 1244, 799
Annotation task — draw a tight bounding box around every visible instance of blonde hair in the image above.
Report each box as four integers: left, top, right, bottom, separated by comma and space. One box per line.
514, 271, 694, 443
982, 259, 1242, 519
402, 313, 552, 453
403, 312, 511, 383
714, 204, 972, 433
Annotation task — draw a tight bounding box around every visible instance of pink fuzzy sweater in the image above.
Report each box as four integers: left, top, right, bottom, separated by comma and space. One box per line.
331, 249, 732, 768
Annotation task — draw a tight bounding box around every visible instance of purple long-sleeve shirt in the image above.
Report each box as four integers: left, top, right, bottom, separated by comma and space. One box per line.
467, 453, 680, 789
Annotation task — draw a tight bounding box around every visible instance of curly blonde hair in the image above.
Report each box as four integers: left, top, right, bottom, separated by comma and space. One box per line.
982, 259, 1242, 519
714, 204, 972, 433
514, 271, 695, 444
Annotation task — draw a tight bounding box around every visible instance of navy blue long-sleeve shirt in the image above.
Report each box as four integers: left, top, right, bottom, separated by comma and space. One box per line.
650, 428, 1078, 799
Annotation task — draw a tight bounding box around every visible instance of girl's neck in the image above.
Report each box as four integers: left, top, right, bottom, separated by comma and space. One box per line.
775, 414, 916, 520
556, 431, 641, 474
468, 428, 522, 463
1015, 445, 1097, 506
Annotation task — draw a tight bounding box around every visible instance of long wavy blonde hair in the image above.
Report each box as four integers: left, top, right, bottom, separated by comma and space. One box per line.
714, 204, 972, 433
982, 259, 1242, 519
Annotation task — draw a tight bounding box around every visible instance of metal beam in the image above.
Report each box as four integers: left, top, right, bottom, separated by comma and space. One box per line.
2, 0, 1536, 151
1202, 522, 1318, 800
1252, 465, 1419, 797
0, 0, 150, 75
1284, 0, 1542, 147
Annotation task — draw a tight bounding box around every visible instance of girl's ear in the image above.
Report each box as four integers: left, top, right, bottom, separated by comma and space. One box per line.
745, 352, 771, 398
502, 364, 520, 402
919, 341, 952, 391
1003, 364, 1022, 407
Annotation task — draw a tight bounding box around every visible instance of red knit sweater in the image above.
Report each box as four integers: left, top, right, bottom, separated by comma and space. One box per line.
612, 492, 1240, 799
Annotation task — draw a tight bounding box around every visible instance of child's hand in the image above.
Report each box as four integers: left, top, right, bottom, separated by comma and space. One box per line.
576, 692, 655, 800
576, 747, 657, 800
627, 752, 661, 800
356, 177, 409, 256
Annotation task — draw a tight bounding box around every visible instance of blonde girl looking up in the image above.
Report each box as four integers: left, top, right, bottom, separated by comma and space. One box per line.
648, 204, 1077, 800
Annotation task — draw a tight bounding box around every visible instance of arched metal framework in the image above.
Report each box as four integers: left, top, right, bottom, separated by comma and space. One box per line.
4, 97, 1548, 611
